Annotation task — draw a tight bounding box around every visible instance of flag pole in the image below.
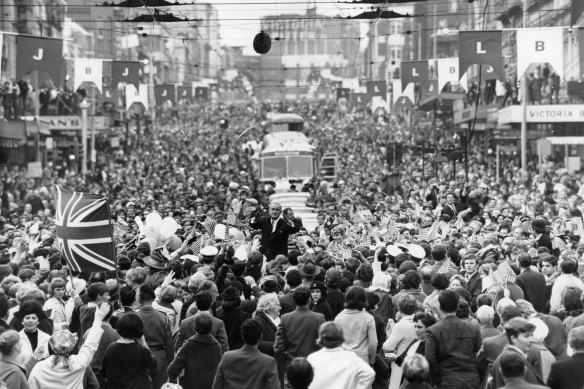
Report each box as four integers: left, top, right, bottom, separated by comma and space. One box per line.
104, 191, 121, 307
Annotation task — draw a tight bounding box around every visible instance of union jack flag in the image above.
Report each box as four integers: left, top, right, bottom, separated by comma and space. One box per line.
54, 186, 116, 273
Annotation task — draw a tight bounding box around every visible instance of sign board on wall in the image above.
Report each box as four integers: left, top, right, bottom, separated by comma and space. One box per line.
39, 116, 111, 131
498, 105, 584, 125
26, 162, 42, 178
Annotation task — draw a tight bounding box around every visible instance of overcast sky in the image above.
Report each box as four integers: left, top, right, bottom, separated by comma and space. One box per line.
213, 0, 354, 54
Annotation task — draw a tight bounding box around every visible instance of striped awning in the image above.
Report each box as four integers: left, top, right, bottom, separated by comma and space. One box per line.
546, 136, 584, 145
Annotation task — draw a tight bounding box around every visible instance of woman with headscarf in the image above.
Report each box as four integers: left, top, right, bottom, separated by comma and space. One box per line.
27, 303, 110, 389
0, 329, 29, 389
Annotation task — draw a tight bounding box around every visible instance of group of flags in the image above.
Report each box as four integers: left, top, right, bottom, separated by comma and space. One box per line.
0, 34, 214, 111
339, 26, 574, 112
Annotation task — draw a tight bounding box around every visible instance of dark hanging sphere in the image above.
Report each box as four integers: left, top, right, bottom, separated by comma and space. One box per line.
253, 31, 271, 54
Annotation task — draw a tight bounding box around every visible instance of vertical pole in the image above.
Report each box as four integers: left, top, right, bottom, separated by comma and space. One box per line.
90, 87, 96, 173
496, 144, 500, 183
432, 3, 437, 60
149, 51, 155, 124
81, 103, 88, 177
135, 114, 141, 148
418, 23, 422, 60
520, 77, 528, 173
564, 144, 569, 170
124, 113, 129, 153
520, 0, 528, 173
538, 140, 543, 177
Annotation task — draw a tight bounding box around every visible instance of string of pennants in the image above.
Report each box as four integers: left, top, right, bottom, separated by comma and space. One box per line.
1, 24, 579, 112
0, 34, 217, 112
337, 27, 570, 111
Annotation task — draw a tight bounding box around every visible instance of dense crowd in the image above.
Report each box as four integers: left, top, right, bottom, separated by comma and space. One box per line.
0, 100, 583, 389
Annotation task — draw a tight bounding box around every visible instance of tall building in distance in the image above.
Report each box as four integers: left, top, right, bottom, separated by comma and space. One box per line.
256, 5, 361, 99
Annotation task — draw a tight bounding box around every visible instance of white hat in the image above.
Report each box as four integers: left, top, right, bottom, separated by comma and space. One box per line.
408, 244, 425, 260
200, 246, 219, 257
228, 182, 240, 190
180, 254, 199, 263
386, 245, 402, 257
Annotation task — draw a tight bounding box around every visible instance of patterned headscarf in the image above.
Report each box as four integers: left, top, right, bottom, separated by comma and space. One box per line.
48, 330, 77, 369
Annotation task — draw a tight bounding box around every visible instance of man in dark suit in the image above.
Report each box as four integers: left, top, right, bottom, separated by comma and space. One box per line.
463, 255, 482, 309
547, 327, 584, 389
175, 291, 228, 353
425, 289, 482, 389
136, 285, 174, 389
532, 219, 558, 256
515, 254, 547, 313
279, 270, 301, 315
213, 319, 280, 389
478, 304, 525, 382
489, 318, 545, 389
249, 202, 300, 261
497, 351, 548, 389
440, 192, 468, 220
274, 286, 325, 384
476, 305, 501, 340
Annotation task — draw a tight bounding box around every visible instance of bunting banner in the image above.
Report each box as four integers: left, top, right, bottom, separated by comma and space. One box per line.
366, 80, 387, 98
459, 30, 504, 82
391, 80, 415, 106
436, 57, 459, 92
112, 61, 141, 89
155, 85, 176, 105
350, 92, 368, 109
517, 28, 564, 80
393, 95, 413, 112
194, 87, 209, 101
336, 87, 350, 101
16, 36, 64, 86
177, 85, 193, 102
572, 0, 584, 26
54, 186, 116, 273
125, 84, 149, 110
73, 58, 103, 93
400, 61, 429, 91
96, 86, 119, 106
421, 79, 439, 100
480, 64, 499, 81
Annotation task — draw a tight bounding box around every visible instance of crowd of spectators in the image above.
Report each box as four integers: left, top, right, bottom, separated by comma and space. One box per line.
0, 99, 583, 389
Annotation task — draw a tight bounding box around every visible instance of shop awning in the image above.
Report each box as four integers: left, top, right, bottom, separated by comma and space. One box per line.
0, 121, 26, 141
546, 136, 584, 145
